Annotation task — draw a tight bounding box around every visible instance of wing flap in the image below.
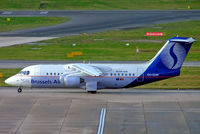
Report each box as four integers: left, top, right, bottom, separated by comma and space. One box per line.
66, 64, 103, 76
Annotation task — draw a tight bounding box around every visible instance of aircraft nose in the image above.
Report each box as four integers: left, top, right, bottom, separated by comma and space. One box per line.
5, 76, 16, 85
5, 77, 12, 85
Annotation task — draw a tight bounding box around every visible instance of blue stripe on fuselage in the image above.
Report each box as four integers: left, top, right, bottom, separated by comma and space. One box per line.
124, 70, 180, 88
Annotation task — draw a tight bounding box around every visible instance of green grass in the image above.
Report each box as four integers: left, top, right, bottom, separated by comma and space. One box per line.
0, 68, 21, 87
135, 67, 200, 89
0, 0, 200, 10
0, 67, 199, 89
0, 20, 199, 61
0, 17, 70, 32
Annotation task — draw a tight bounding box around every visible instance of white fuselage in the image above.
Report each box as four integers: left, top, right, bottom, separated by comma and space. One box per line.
5, 63, 148, 89
5, 37, 194, 92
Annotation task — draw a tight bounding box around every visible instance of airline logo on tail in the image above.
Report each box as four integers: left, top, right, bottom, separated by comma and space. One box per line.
145, 37, 194, 76
160, 42, 187, 69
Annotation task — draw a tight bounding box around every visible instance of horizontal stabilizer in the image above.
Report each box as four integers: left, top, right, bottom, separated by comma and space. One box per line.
169, 37, 195, 43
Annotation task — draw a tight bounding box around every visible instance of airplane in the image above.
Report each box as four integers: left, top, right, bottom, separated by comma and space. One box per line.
5, 37, 195, 93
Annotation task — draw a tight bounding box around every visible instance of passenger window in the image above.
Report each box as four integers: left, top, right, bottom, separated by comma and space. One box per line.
50, 73, 52, 75
122, 73, 124, 76
114, 73, 116, 76
129, 73, 131, 76
27, 71, 30, 75
125, 74, 127, 76
118, 73, 120, 76
46, 73, 48, 75
54, 73, 56, 75
110, 73, 113, 76
58, 73, 60, 75
132, 73, 135, 76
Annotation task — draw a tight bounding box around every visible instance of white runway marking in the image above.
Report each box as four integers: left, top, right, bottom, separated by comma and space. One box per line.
0, 37, 57, 47
97, 108, 107, 134
40, 11, 48, 15
2, 11, 12, 15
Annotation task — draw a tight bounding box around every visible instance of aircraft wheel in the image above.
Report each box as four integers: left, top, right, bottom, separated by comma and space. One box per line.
18, 87, 22, 93
87, 91, 97, 94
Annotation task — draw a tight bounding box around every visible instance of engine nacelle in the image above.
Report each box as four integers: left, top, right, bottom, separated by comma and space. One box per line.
60, 76, 81, 87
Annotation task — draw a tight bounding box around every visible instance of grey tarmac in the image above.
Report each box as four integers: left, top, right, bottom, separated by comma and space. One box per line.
0, 10, 200, 47
0, 10, 200, 134
0, 10, 200, 37
0, 87, 200, 134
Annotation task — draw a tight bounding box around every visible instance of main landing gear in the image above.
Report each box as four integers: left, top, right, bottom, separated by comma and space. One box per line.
17, 87, 22, 93
87, 91, 97, 94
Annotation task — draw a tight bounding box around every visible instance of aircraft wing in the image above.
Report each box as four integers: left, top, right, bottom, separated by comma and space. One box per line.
65, 63, 110, 76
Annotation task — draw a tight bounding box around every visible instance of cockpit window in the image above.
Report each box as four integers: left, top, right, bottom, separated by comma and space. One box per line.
18, 71, 30, 75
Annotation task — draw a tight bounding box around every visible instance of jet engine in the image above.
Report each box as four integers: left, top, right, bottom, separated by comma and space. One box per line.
60, 75, 81, 87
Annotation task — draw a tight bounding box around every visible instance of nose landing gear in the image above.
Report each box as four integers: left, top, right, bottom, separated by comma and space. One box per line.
17, 87, 22, 93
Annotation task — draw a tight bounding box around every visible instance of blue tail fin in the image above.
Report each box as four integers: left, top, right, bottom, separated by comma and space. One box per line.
124, 37, 195, 88
145, 37, 195, 76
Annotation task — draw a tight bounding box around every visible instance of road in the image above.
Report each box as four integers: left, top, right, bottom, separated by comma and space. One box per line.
0, 87, 200, 134
0, 10, 200, 37
0, 10, 200, 47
